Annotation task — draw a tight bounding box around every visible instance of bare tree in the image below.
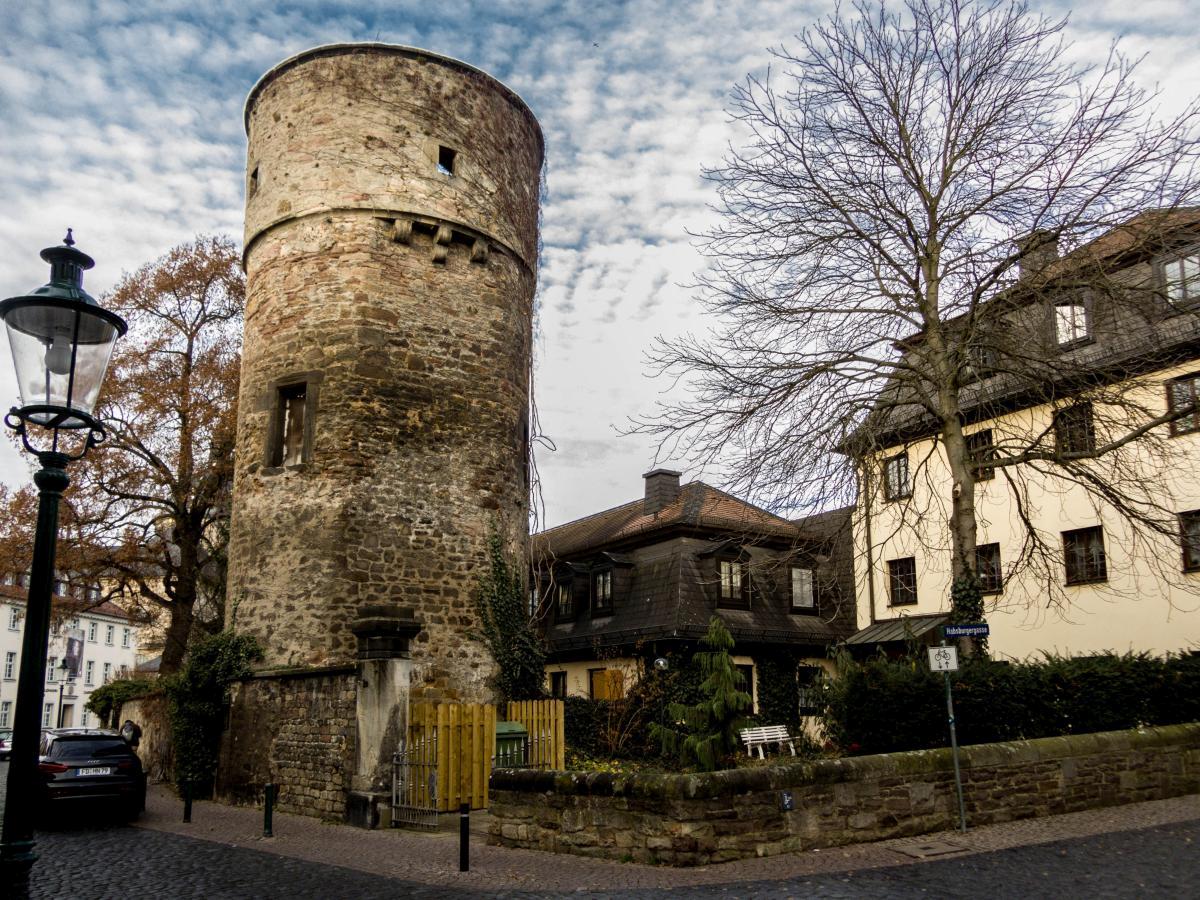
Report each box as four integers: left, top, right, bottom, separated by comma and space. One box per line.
637, 0, 1200, 612
2, 237, 244, 673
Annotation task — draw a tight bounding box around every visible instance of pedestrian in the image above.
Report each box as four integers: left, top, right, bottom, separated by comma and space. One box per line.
121, 719, 143, 750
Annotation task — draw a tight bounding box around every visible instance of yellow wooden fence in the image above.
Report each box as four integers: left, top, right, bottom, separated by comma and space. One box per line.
507, 699, 566, 770
405, 698, 564, 812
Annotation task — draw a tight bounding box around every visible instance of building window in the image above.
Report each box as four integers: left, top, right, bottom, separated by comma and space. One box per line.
43, 704, 53, 727
884, 453, 911, 501
966, 429, 996, 481
47, 657, 57, 682
270, 382, 308, 467
80, 710, 89, 727
4, 652, 15, 680
105, 624, 114, 646
88, 622, 97, 642
86, 585, 100, 603
887, 557, 918, 606
797, 666, 823, 715
549, 671, 567, 699
592, 569, 613, 615
122, 628, 131, 648
1054, 300, 1091, 347
7, 607, 19, 630
1181, 511, 1200, 573
17, 571, 29, 588
85, 660, 95, 686
0, 701, 10, 727
1054, 403, 1095, 454
965, 344, 997, 381
52, 578, 65, 597
1163, 251, 1200, 303
555, 583, 575, 621
718, 558, 750, 609
735, 664, 755, 711
588, 668, 624, 701
1168, 374, 1200, 436
790, 567, 815, 612
975, 543, 1003, 594
103, 662, 112, 683
437, 145, 457, 176
1063, 526, 1107, 585
69, 617, 79, 630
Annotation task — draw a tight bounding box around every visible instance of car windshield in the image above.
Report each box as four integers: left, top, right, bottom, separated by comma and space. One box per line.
49, 738, 130, 760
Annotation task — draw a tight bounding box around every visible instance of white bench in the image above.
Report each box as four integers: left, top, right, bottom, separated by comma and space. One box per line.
740, 725, 797, 759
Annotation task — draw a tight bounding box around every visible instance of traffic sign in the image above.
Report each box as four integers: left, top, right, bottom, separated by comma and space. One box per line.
928, 645, 959, 672
943, 623, 989, 638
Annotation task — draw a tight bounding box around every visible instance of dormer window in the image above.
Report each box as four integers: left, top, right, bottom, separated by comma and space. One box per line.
1163, 250, 1200, 303
555, 582, 575, 621
592, 569, 613, 615
718, 557, 750, 610
790, 567, 815, 613
1054, 300, 1091, 348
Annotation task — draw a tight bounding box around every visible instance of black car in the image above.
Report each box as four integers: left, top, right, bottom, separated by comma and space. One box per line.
38, 729, 145, 819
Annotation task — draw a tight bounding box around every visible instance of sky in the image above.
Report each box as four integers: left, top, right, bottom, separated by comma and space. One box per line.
1, 0, 1198, 530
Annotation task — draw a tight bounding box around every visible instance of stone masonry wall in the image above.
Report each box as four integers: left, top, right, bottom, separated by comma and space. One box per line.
226, 45, 542, 702
217, 668, 357, 819
120, 694, 173, 783
489, 723, 1200, 866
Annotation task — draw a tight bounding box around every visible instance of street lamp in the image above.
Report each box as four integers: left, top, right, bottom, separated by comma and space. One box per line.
55, 658, 73, 728
0, 232, 126, 885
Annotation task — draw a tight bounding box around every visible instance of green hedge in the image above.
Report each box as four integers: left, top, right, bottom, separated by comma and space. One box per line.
824, 650, 1200, 755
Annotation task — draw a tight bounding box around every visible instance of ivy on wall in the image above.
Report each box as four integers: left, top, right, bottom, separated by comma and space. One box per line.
85, 677, 156, 727
473, 533, 546, 703
163, 630, 261, 793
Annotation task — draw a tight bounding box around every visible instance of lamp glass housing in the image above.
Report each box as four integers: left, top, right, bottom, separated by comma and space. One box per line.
2, 298, 123, 429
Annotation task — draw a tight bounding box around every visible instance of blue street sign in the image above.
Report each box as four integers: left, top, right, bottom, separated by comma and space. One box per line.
943, 623, 990, 637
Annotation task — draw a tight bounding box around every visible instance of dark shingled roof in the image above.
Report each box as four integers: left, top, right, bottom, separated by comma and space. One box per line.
845, 614, 949, 646
536, 481, 800, 558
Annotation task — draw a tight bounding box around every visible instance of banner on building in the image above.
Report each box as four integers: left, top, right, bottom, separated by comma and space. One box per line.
64, 629, 85, 678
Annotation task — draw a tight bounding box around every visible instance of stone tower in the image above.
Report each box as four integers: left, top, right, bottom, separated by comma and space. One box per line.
219, 44, 541, 820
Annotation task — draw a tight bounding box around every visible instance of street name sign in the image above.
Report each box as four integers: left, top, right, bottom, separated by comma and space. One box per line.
928, 645, 959, 672
943, 623, 990, 638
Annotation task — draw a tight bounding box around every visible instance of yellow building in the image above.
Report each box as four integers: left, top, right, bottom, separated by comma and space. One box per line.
848, 212, 1200, 659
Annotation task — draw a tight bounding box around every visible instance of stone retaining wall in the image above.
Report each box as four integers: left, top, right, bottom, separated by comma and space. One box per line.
489, 723, 1200, 866
121, 693, 172, 783
216, 666, 357, 819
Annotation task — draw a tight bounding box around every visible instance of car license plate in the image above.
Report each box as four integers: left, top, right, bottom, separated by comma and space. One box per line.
77, 767, 111, 776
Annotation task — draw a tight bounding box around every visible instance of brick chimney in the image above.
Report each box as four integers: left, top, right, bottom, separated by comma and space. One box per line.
1016, 230, 1059, 278
643, 469, 682, 515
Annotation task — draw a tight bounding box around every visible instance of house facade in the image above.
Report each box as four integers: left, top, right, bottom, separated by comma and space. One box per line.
533, 470, 855, 713
0, 577, 139, 731
848, 210, 1200, 659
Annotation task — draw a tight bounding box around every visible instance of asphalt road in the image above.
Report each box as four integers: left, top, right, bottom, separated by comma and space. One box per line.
11, 813, 1198, 898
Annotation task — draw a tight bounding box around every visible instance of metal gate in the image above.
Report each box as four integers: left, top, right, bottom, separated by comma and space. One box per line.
391, 731, 439, 830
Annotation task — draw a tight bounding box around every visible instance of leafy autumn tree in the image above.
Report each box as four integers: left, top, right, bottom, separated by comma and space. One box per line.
3, 236, 243, 673
639, 0, 1200, 609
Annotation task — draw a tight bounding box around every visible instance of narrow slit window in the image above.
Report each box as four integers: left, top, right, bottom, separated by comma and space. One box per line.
272, 383, 307, 467
248, 165, 259, 199
437, 146, 457, 176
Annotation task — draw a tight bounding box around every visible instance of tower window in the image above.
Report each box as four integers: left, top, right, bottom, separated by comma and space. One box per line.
437, 146, 457, 176
270, 382, 308, 467
248, 165, 259, 199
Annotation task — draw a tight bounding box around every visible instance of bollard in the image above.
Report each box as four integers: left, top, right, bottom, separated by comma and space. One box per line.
183, 781, 193, 823
263, 782, 275, 837
459, 803, 469, 872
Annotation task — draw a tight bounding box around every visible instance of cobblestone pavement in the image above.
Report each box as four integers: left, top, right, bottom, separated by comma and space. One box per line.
4, 769, 1198, 897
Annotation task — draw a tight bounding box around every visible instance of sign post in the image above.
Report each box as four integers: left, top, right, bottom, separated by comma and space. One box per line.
928, 642, 967, 833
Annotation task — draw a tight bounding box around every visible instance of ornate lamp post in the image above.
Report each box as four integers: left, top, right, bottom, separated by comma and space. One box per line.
0, 232, 126, 885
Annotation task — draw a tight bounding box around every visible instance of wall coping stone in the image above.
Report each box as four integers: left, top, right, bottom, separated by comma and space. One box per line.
490, 722, 1200, 800
243, 663, 358, 681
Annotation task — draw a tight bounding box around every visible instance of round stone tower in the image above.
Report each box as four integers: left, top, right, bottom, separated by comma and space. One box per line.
227, 44, 541, 702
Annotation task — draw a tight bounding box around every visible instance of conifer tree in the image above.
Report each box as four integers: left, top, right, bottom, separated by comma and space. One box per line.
652, 616, 753, 771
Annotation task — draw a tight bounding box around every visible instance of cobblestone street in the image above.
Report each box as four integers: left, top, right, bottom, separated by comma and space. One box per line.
3, 768, 1197, 898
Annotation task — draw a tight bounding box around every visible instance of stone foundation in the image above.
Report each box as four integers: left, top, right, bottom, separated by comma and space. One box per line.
489, 723, 1200, 866
217, 666, 357, 819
